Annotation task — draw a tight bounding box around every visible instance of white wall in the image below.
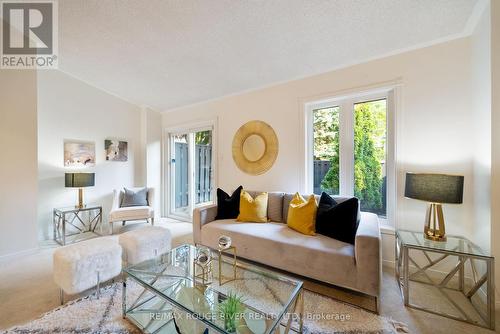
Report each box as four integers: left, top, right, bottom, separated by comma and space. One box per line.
0, 70, 39, 257
471, 3, 491, 251
143, 107, 163, 216
162, 38, 476, 242
37, 70, 143, 239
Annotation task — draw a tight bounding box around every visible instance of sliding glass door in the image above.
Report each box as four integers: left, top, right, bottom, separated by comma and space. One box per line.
168, 127, 214, 220
171, 133, 190, 216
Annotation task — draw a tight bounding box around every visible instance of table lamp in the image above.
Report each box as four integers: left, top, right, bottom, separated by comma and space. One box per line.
65, 173, 95, 208
404, 172, 464, 242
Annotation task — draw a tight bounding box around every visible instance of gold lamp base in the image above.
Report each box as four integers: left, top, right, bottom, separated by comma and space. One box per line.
76, 188, 85, 209
424, 203, 447, 242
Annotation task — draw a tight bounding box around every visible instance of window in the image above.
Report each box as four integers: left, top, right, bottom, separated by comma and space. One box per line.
307, 90, 394, 221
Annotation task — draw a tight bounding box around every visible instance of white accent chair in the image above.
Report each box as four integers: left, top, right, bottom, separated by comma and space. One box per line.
109, 187, 155, 234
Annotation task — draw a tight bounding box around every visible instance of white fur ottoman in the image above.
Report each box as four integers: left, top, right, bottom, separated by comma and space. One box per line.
53, 236, 122, 304
119, 226, 172, 265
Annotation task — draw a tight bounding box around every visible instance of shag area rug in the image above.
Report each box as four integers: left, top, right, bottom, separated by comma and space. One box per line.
3, 280, 408, 334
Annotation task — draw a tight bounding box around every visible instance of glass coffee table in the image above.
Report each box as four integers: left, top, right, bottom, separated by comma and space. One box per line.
122, 244, 304, 334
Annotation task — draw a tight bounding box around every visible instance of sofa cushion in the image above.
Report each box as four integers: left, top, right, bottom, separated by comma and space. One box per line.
237, 191, 268, 223
283, 193, 320, 222
267, 192, 285, 222
245, 191, 284, 222
201, 219, 357, 290
316, 192, 359, 244
283, 193, 360, 223
286, 193, 317, 235
215, 186, 242, 220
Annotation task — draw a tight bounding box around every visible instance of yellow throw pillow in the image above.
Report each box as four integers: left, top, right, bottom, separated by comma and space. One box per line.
236, 191, 269, 223
287, 193, 317, 236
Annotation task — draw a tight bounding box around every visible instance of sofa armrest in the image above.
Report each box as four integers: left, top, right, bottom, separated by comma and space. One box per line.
193, 204, 218, 244
354, 212, 381, 297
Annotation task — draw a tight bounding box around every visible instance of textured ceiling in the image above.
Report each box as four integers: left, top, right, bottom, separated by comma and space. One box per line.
58, 0, 480, 110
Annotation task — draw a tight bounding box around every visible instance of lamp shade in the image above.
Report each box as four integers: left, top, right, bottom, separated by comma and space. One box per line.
65, 173, 95, 188
404, 173, 464, 204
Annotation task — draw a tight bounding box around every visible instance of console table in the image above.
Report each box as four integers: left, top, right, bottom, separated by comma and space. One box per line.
396, 230, 494, 329
53, 205, 103, 245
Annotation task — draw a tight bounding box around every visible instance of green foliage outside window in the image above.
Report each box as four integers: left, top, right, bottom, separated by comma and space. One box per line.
195, 130, 212, 145
314, 100, 386, 215
313, 107, 340, 194
353, 100, 386, 214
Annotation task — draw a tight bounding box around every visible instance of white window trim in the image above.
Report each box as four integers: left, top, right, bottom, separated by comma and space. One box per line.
303, 85, 399, 227
162, 119, 218, 222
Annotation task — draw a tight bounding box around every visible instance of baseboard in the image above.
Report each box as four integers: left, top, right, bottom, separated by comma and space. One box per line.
0, 247, 39, 262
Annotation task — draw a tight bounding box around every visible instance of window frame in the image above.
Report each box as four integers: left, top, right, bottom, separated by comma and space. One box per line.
304, 87, 397, 226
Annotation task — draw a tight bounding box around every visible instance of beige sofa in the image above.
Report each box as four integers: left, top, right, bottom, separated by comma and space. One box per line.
193, 191, 381, 310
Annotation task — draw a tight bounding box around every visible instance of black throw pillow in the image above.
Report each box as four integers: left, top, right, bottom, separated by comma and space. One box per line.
215, 186, 243, 220
316, 192, 359, 244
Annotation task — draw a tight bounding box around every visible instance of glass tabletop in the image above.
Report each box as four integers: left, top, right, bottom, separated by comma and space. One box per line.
397, 230, 491, 258
124, 244, 303, 334
54, 204, 101, 212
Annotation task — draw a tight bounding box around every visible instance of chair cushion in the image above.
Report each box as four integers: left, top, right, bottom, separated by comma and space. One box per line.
109, 206, 153, 221
121, 187, 148, 207
201, 219, 357, 289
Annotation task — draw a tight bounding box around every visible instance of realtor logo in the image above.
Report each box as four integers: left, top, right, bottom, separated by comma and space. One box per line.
1, 0, 58, 69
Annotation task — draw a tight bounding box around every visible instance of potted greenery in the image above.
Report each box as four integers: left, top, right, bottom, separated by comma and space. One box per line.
218, 292, 244, 333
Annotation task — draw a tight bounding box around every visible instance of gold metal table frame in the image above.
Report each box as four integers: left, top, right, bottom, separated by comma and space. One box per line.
218, 245, 237, 285
396, 230, 495, 330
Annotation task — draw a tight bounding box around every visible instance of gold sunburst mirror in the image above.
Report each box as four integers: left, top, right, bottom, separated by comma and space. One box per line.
232, 120, 279, 175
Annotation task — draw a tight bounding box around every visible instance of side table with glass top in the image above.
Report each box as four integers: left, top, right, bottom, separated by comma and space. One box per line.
395, 230, 494, 329
53, 204, 103, 245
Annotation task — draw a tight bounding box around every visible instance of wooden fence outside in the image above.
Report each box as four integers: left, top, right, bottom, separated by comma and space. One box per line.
174, 143, 212, 208
313, 160, 331, 194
